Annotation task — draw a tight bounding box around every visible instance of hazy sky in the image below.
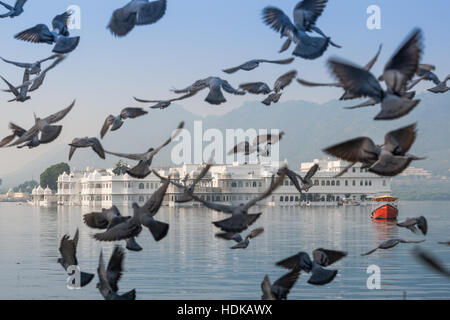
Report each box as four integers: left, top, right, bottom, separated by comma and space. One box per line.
0, 0, 449, 179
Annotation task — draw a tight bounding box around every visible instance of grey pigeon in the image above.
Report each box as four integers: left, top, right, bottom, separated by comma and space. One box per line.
297, 44, 382, 100
397, 216, 428, 235
324, 123, 425, 177
262, 0, 340, 60
407, 64, 449, 93
412, 247, 450, 279
83, 205, 142, 251
104, 121, 184, 178
1, 53, 60, 75
188, 168, 287, 233
108, 0, 167, 37
329, 29, 423, 120
6, 100, 75, 148
361, 238, 425, 256
100, 107, 148, 139
172, 77, 245, 105
261, 268, 301, 300
69, 137, 105, 161
0, 0, 26, 18
58, 229, 94, 288
227, 141, 269, 157
223, 57, 294, 74
280, 163, 319, 194
275, 250, 341, 285
14, 10, 80, 54
133, 91, 198, 109
97, 246, 136, 300
240, 70, 297, 105
215, 227, 264, 249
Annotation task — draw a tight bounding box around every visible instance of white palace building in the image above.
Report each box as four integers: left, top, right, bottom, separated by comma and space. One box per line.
54, 158, 391, 208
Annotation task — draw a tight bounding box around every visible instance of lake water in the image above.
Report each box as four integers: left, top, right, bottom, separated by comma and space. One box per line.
0, 201, 449, 300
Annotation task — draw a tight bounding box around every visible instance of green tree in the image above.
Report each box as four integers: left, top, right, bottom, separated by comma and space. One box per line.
40, 163, 70, 191
14, 180, 39, 193
113, 160, 129, 176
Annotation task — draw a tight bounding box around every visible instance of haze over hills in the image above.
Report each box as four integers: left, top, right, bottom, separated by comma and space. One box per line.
1, 92, 449, 188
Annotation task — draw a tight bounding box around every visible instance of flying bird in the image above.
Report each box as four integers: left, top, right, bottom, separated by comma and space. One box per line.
280, 163, 319, 194
0, 0, 26, 18
215, 227, 265, 249
188, 167, 287, 233
100, 107, 148, 139
261, 268, 301, 300
328, 29, 423, 120
104, 121, 184, 178
324, 123, 425, 177
0, 123, 26, 147
239, 70, 297, 105
1, 69, 31, 102
412, 246, 450, 279
6, 100, 75, 148
227, 141, 269, 157
133, 91, 198, 110
69, 137, 105, 161
297, 44, 382, 100
397, 216, 428, 235
97, 246, 136, 300
223, 57, 294, 74
108, 0, 167, 37
84, 206, 143, 251
58, 229, 94, 288
262, 0, 340, 59
407, 64, 449, 93
172, 77, 245, 105
1, 54, 60, 75
276, 248, 346, 285
14, 10, 80, 54
361, 238, 425, 256
438, 241, 450, 246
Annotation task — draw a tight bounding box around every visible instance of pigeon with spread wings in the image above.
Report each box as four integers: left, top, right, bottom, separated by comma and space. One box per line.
133, 91, 198, 110
104, 121, 184, 178
261, 268, 301, 300
69, 137, 105, 161
361, 238, 425, 256
215, 227, 265, 249
397, 216, 428, 235
223, 57, 294, 74
0, 0, 27, 18
280, 163, 319, 194
100, 107, 148, 139
1, 54, 60, 75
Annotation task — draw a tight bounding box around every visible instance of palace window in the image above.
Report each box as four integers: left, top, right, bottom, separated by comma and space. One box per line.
314, 180, 319, 186
336, 181, 340, 186
139, 183, 145, 190
321, 181, 325, 186
352, 180, 356, 186
280, 196, 284, 202
331, 181, 335, 186
326, 181, 330, 186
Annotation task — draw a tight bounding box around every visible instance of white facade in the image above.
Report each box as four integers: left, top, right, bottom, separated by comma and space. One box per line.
56, 159, 391, 208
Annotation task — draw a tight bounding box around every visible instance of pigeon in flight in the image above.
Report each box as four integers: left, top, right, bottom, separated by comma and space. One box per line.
412, 247, 450, 279
438, 241, 450, 246
223, 57, 294, 74
361, 238, 425, 256
108, 0, 167, 37
172, 77, 245, 105
84, 206, 143, 251
397, 216, 428, 235
0, 0, 26, 18
58, 229, 95, 288
133, 91, 198, 110
261, 268, 301, 300
239, 71, 297, 106
1, 69, 31, 102
14, 10, 80, 54
262, 0, 340, 59
215, 227, 265, 249
280, 163, 319, 194
328, 29, 423, 120
227, 141, 269, 157
104, 121, 184, 178
6, 100, 75, 148
1, 53, 60, 75
69, 137, 105, 161
407, 64, 449, 93
100, 107, 148, 139
324, 123, 425, 177
297, 44, 382, 100
188, 167, 288, 233
97, 246, 136, 300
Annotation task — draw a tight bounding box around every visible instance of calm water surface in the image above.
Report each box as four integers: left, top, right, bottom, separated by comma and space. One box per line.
0, 201, 449, 300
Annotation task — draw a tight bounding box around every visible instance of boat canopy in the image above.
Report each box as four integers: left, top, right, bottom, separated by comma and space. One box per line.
373, 195, 398, 202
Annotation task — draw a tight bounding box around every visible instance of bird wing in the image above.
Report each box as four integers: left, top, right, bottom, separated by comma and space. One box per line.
106, 245, 124, 292
312, 248, 347, 266
262, 6, 297, 38
14, 24, 54, 43
297, 78, 341, 87
93, 221, 141, 242
293, 0, 328, 30
398, 239, 426, 244
108, 3, 138, 37
136, 0, 167, 25
227, 141, 250, 155
100, 115, 115, 139
120, 107, 148, 119
44, 100, 76, 124
189, 193, 235, 214
247, 227, 264, 239
303, 163, 319, 181
97, 250, 114, 295
344, 98, 378, 109
412, 247, 450, 278
384, 28, 423, 84
0, 75, 20, 96
6, 125, 39, 147
261, 275, 276, 300
148, 121, 185, 158
172, 80, 208, 94
191, 163, 212, 188
328, 58, 384, 100
141, 179, 170, 215
15, 0, 27, 10
52, 11, 71, 34
363, 44, 383, 71
274, 70, 297, 92
105, 150, 147, 161
239, 82, 271, 94
38, 53, 60, 64
0, 57, 32, 69
384, 123, 417, 155
285, 169, 303, 193
323, 137, 379, 164
59, 233, 78, 267
243, 167, 287, 211
273, 268, 301, 293
221, 80, 244, 95
261, 57, 295, 65
83, 207, 120, 229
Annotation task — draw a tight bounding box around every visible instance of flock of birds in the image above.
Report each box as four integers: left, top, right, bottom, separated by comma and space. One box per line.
1, 0, 449, 300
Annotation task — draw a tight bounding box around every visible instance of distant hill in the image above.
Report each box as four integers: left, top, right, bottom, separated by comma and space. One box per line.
1, 92, 449, 187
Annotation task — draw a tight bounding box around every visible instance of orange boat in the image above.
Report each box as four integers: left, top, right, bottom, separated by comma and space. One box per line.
371, 195, 398, 220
